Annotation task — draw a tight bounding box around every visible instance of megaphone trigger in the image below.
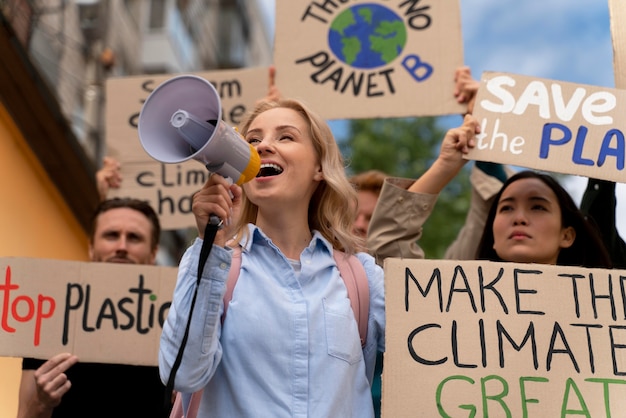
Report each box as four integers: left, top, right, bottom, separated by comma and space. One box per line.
138, 74, 261, 185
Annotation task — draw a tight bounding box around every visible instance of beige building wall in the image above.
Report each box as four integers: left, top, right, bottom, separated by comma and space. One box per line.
0, 104, 89, 418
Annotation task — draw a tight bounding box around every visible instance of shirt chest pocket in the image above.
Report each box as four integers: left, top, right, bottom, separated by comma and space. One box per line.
323, 299, 363, 365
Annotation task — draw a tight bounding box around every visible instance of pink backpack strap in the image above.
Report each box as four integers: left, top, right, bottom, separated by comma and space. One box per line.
222, 246, 242, 323
222, 247, 369, 346
333, 250, 370, 347
169, 390, 202, 418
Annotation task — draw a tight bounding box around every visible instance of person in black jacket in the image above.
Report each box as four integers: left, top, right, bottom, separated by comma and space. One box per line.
580, 178, 626, 269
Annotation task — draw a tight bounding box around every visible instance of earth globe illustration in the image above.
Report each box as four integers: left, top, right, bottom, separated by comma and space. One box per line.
328, 4, 407, 70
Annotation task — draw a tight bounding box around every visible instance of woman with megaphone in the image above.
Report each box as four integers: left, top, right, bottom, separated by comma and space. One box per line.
158, 96, 385, 417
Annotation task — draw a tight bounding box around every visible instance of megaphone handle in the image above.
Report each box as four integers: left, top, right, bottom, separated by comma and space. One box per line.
209, 214, 223, 229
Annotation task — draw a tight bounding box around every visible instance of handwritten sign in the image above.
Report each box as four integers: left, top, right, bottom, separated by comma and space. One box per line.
469, 71, 626, 183
0, 257, 176, 366
274, 0, 465, 119
382, 257, 626, 417
104, 67, 268, 230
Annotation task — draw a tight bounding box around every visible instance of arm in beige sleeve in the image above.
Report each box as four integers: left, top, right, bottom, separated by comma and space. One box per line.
444, 165, 517, 259
366, 177, 437, 266
444, 166, 503, 260
367, 116, 480, 265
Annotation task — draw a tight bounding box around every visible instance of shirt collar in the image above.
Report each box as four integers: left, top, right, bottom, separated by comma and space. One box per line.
237, 224, 332, 256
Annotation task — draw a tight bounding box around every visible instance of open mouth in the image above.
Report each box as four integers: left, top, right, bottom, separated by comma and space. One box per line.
257, 163, 283, 177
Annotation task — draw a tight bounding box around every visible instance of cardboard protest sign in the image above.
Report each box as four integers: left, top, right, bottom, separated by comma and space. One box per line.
274, 0, 465, 120
0, 257, 177, 366
468, 71, 626, 183
383, 257, 626, 417
610, 0, 626, 88
104, 66, 268, 230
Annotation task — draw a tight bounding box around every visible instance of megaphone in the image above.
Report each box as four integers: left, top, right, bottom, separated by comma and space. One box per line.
138, 74, 260, 185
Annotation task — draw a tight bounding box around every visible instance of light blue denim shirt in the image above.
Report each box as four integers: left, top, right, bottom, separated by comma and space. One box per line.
159, 224, 385, 417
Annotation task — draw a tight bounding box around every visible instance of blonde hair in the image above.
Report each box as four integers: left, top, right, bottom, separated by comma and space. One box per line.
233, 98, 363, 254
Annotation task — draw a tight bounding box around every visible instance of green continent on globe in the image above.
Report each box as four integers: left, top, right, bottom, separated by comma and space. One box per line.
329, 5, 407, 68
371, 20, 406, 63
330, 9, 361, 65
358, 6, 373, 24
331, 8, 357, 36
342, 36, 361, 65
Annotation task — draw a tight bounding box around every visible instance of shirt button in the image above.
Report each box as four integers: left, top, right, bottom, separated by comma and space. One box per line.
594, 183, 600, 191
220, 262, 228, 270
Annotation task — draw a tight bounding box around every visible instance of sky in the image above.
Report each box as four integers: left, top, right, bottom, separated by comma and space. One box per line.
449, 0, 624, 238
259, 0, 624, 236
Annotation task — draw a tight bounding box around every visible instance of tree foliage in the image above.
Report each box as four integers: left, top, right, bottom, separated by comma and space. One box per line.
340, 116, 472, 259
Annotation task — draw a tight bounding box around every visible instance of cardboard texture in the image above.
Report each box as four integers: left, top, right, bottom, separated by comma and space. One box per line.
104, 67, 268, 230
468, 71, 626, 184
274, 0, 465, 120
610, 0, 626, 89
383, 257, 626, 417
0, 257, 177, 366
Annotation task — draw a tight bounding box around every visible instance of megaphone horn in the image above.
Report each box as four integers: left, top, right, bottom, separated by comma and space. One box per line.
138, 74, 260, 185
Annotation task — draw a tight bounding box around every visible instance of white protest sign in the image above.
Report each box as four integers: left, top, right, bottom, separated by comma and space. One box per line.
0, 257, 177, 366
104, 67, 268, 230
468, 71, 626, 183
274, 0, 465, 119
383, 257, 626, 417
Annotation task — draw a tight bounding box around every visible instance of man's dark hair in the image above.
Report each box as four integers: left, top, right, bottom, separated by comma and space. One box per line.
349, 169, 387, 197
90, 198, 161, 250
